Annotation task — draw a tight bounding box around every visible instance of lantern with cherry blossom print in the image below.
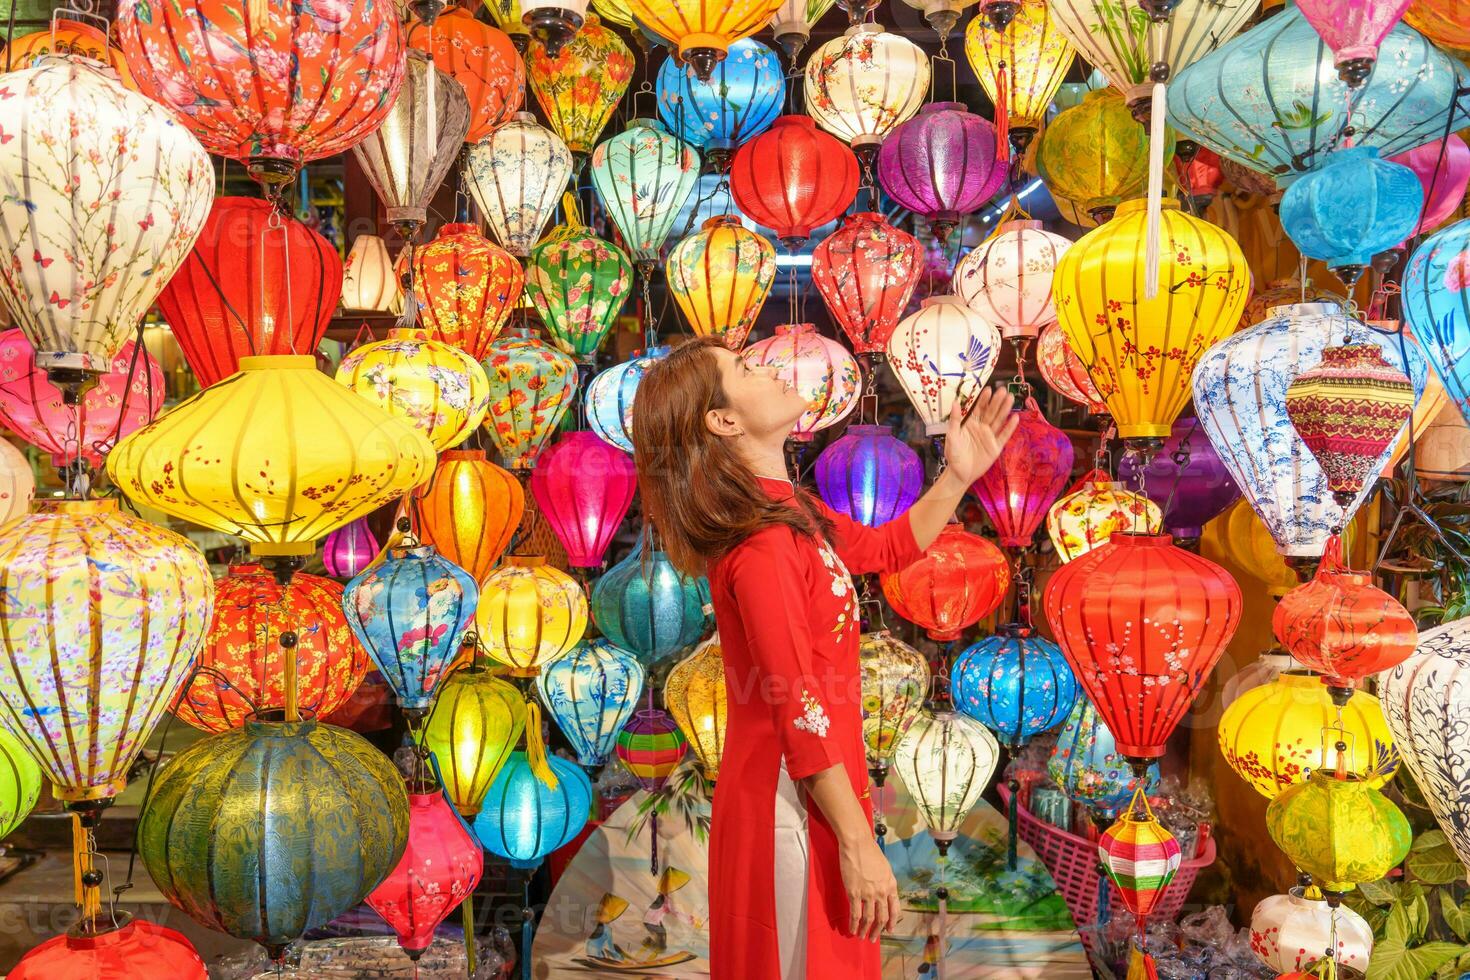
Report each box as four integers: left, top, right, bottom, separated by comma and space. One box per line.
770, 0, 834, 61
408, 9, 523, 143
810, 212, 923, 356
666, 215, 776, 350
887, 297, 1002, 436
972, 399, 1074, 549
876, 103, 1005, 243
480, 326, 579, 470
1044, 532, 1242, 768
529, 431, 638, 568
880, 525, 1010, 642
729, 115, 859, 247
954, 221, 1071, 341
467, 114, 573, 258
416, 450, 525, 585
1295, 0, 1414, 85
410, 223, 524, 362
587, 346, 669, 454
1036, 321, 1106, 414
1047, 471, 1164, 562
590, 118, 701, 271
805, 25, 929, 161
1249, 887, 1375, 976
814, 425, 922, 527
323, 518, 380, 580
741, 324, 861, 442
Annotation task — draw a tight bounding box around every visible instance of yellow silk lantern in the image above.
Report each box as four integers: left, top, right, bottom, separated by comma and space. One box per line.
1266, 770, 1411, 903
664, 635, 727, 781
1223, 500, 1299, 599
1036, 90, 1165, 221
480, 0, 529, 45
666, 214, 777, 350
527, 14, 635, 157
336, 329, 492, 452
415, 449, 526, 585
423, 661, 527, 817
1053, 198, 1250, 448
476, 556, 588, 676
592, 0, 635, 26
625, 0, 782, 80
1385, 370, 1449, 474
1047, 470, 1162, 562
108, 355, 436, 557
963, 0, 1074, 142
1218, 670, 1398, 799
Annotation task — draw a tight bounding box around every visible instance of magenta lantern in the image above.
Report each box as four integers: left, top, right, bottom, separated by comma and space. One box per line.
972, 398, 1075, 549
323, 516, 381, 579
530, 430, 637, 568
1391, 136, 1470, 239
814, 424, 923, 527
876, 103, 1005, 242
1295, 0, 1415, 85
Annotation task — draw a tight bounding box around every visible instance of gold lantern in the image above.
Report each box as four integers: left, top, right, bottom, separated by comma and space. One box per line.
666, 214, 777, 350
415, 449, 526, 585
335, 329, 492, 452
624, 0, 782, 81
963, 0, 1074, 148
664, 634, 728, 781
1035, 90, 1163, 222
1223, 500, 1300, 599
476, 556, 588, 676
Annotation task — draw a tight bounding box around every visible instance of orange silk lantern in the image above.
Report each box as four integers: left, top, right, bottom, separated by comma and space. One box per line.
527, 13, 635, 157
880, 525, 1010, 642
410, 223, 524, 361
1, 19, 136, 89
414, 449, 526, 585
408, 9, 524, 143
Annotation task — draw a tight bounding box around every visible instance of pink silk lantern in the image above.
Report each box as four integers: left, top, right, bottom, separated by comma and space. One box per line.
972, 398, 1076, 549
1296, 0, 1415, 84
529, 430, 637, 568
1391, 136, 1470, 238
0, 328, 162, 469
1037, 321, 1106, 415
323, 517, 381, 579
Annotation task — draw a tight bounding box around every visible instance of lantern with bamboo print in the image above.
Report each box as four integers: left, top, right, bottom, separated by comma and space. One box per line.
666, 215, 776, 350
415, 449, 525, 585
664, 635, 727, 781
422, 659, 528, 817
476, 556, 588, 677
527, 13, 634, 159
770, 0, 834, 60
963, 0, 1073, 152
537, 638, 645, 768
893, 707, 1000, 856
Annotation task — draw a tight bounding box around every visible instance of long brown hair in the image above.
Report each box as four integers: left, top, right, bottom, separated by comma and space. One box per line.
631, 336, 831, 576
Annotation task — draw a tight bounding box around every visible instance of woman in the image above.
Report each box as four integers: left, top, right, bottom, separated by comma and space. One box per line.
632, 336, 1018, 979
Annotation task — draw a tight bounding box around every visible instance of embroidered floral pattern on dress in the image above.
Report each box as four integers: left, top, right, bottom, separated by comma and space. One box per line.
794, 690, 831, 737
817, 539, 859, 637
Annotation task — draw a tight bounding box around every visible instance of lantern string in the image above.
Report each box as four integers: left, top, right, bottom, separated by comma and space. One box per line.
1142, 19, 1166, 301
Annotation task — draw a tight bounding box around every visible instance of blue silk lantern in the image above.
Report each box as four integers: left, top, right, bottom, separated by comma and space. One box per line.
586, 346, 670, 454
590, 540, 710, 663
813, 423, 923, 527
1280, 146, 1423, 285
1168, 7, 1470, 186
473, 751, 593, 868
342, 544, 479, 717
1404, 219, 1470, 427
657, 37, 783, 167
536, 638, 645, 767
1048, 698, 1161, 817
952, 625, 1078, 748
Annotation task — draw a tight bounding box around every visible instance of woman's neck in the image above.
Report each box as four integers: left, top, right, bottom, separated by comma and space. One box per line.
738, 436, 790, 483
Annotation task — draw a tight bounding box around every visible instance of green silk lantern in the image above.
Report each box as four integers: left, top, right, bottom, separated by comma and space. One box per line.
590, 118, 701, 270
1036, 89, 1172, 222
423, 662, 528, 817
1265, 769, 1411, 905
481, 325, 579, 470
525, 196, 634, 364
0, 724, 40, 839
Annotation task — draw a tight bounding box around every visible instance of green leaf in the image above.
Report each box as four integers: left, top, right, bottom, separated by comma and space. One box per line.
1366, 938, 1467, 980
1442, 889, 1470, 943
1387, 899, 1415, 944
1410, 831, 1467, 885
1361, 877, 1403, 906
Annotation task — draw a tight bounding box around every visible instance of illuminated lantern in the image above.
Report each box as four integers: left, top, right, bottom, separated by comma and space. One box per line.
810, 211, 923, 355
423, 663, 527, 816
859, 631, 929, 775
877, 103, 1004, 241
1098, 794, 1182, 923
1249, 887, 1375, 975
474, 752, 593, 866
953, 625, 1078, 745
1404, 0, 1470, 49
409, 9, 524, 143
729, 115, 859, 247
527, 213, 634, 363
0, 56, 212, 388
1, 19, 136, 87
893, 708, 1000, 852
138, 715, 410, 958
410, 223, 524, 361
1392, 136, 1470, 238
1035, 92, 1162, 221
741, 323, 861, 441
481, 0, 530, 45
1194, 303, 1426, 559
623, 0, 782, 81
1047, 472, 1162, 562
664, 635, 727, 780
8, 918, 207, 980
1117, 417, 1239, 544
0, 723, 40, 838
657, 38, 783, 166
324, 518, 380, 580
530, 431, 637, 568
954, 221, 1071, 340
416, 450, 524, 584
592, 0, 634, 26
887, 296, 1002, 435
587, 346, 669, 453
972, 399, 1073, 549
591, 542, 710, 662
1400, 220, 1470, 428
770, 0, 836, 60
1048, 698, 1160, 815
116, 0, 405, 184
590, 118, 701, 270
1036, 321, 1105, 414
1296, 0, 1414, 84
467, 114, 574, 258
528, 14, 634, 157
1054, 198, 1250, 451
880, 525, 1010, 642
481, 326, 579, 469
336, 330, 491, 452
963, 0, 1074, 148
1223, 501, 1299, 600
1266, 770, 1411, 904
1043, 532, 1241, 767
175, 565, 367, 733
805, 26, 928, 159
0, 438, 31, 528
367, 784, 483, 960
538, 638, 645, 767
667, 215, 776, 350
0, 330, 162, 471
617, 708, 688, 792
813, 424, 922, 527
155, 198, 342, 387
1280, 147, 1422, 285
477, 557, 588, 676
342, 235, 403, 313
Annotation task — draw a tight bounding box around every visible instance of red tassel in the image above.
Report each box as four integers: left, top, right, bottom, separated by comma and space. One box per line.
994, 62, 1010, 164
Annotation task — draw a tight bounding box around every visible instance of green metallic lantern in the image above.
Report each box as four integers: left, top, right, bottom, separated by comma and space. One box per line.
423, 662, 528, 817
589, 118, 701, 271
0, 724, 40, 839
1035, 89, 1173, 223
1265, 769, 1411, 905
525, 198, 634, 364
481, 324, 579, 470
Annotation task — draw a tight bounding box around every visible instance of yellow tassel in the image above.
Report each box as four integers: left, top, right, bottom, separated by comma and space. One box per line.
1126, 944, 1159, 980
72, 815, 100, 929
524, 700, 559, 790
560, 192, 583, 229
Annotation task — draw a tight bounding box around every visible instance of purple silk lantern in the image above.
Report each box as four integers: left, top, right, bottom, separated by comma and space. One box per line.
876, 103, 1005, 243
814, 424, 923, 527
529, 430, 638, 568
323, 516, 379, 578
1391, 135, 1470, 239
1118, 416, 1240, 544
971, 398, 1074, 549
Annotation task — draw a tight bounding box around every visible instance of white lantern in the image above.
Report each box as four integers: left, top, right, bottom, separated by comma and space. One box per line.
886, 295, 1001, 435
954, 220, 1072, 340
467, 113, 573, 257
341, 236, 403, 314
898, 0, 976, 38
770, 0, 835, 59
0, 439, 33, 526
804, 25, 929, 156
741, 323, 861, 441
1249, 887, 1374, 975
892, 708, 999, 851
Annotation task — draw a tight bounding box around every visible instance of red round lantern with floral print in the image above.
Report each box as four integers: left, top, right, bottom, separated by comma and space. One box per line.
811, 211, 924, 355
730, 115, 860, 248
408, 9, 524, 143
411, 223, 525, 362
880, 525, 1010, 642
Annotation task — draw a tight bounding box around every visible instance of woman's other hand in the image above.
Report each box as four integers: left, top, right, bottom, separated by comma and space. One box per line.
838, 835, 901, 942
943, 385, 1020, 487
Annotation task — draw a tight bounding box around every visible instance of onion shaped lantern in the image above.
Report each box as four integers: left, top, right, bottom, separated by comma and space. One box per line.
813, 424, 922, 527
616, 708, 688, 792
810, 212, 923, 355
877, 103, 1004, 242
0, 701, 42, 836
667, 215, 777, 350
1098, 793, 1182, 926
1296, 0, 1415, 85
473, 751, 593, 867
741, 323, 861, 441
0, 438, 32, 529
893, 708, 1000, 853
527, 211, 634, 363
337, 329, 492, 452
1266, 770, 1411, 904
1393, 136, 1470, 240
408, 9, 524, 143
342, 235, 403, 313
423, 663, 527, 816
591, 118, 701, 270
972, 398, 1074, 549
587, 346, 669, 453
590, 542, 710, 663
663, 635, 727, 780
467, 114, 574, 258
953, 625, 1078, 746
623, 0, 782, 82
538, 638, 645, 767
8, 917, 207, 980
860, 631, 930, 776
324, 518, 380, 580
887, 296, 1002, 436
527, 14, 634, 157
805, 25, 928, 161
657, 38, 782, 167
880, 525, 1010, 642
1116, 417, 1240, 544
410, 223, 524, 362
1035, 91, 1162, 221
481, 326, 579, 469
476, 557, 588, 676
729, 115, 859, 247
530, 431, 637, 568
1048, 698, 1161, 816
954, 221, 1071, 340
1047, 470, 1163, 562
963, 0, 1074, 148
1279, 147, 1422, 285
415, 450, 525, 584
1249, 887, 1375, 975
770, 0, 835, 60
1036, 321, 1106, 414
1, 19, 136, 87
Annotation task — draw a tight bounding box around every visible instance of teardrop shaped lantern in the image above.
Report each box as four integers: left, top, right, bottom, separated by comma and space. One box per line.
1035, 91, 1162, 222
423, 662, 528, 816
476, 556, 589, 676
467, 114, 574, 257
972, 398, 1074, 549
474, 751, 593, 867
617, 708, 689, 792
1249, 886, 1376, 975
337, 329, 492, 452
591, 542, 710, 662
805, 25, 929, 162
964, 0, 1074, 149
587, 346, 669, 453
623, 0, 782, 81
1098, 793, 1182, 926
729, 115, 859, 248
880, 525, 1011, 641
591, 118, 701, 270
415, 449, 526, 584
538, 638, 645, 767
657, 37, 783, 167
954, 221, 1071, 340
410, 223, 525, 362
664, 635, 728, 780
8, 918, 207, 980
1295, 0, 1415, 85
324, 518, 381, 580
666, 215, 777, 350
860, 630, 930, 777
528, 14, 634, 157
527, 214, 634, 364
814, 424, 923, 527
1047, 470, 1163, 562
481, 325, 579, 469
953, 625, 1079, 746
887, 296, 1002, 435
893, 708, 1000, 854
1116, 417, 1239, 544
810, 212, 923, 355
1266, 770, 1411, 905
1036, 321, 1106, 414
342, 235, 403, 313
741, 323, 862, 441
409, 9, 524, 143
530, 431, 637, 568
877, 103, 1004, 241
1048, 698, 1161, 816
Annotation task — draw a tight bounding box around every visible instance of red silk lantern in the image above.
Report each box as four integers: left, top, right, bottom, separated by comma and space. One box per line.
155, 198, 343, 387
174, 564, 369, 733
410, 223, 525, 362
1175, 146, 1225, 206
1037, 321, 1106, 415
971, 398, 1075, 549
9, 916, 207, 980
880, 525, 1011, 642
810, 211, 924, 355
1044, 532, 1241, 766
529, 431, 637, 568
415, 449, 526, 584
408, 9, 524, 143
729, 114, 859, 248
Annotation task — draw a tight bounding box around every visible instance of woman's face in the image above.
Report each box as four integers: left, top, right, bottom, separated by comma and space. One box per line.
705, 346, 808, 442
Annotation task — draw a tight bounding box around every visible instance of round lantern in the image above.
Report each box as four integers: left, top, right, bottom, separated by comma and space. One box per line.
880, 525, 1010, 642
741, 323, 861, 441
810, 212, 923, 355
336, 329, 491, 452
1280, 147, 1422, 284
623, 0, 781, 81
344, 544, 479, 714
1047, 470, 1163, 562
664, 635, 727, 780
1043, 532, 1242, 767
770, 0, 835, 60
1035, 91, 1161, 221
415, 450, 525, 584
1296, 0, 1415, 84
591, 118, 701, 270
657, 37, 782, 166
963, 0, 1074, 146
860, 631, 930, 775
155, 197, 343, 387
467, 114, 574, 258
1048, 698, 1160, 816
324, 518, 380, 580
805, 25, 928, 158
0, 500, 211, 808
409, 223, 524, 362
1, 19, 136, 87
591, 542, 710, 662
1098, 795, 1182, 923
474, 751, 593, 867
887, 296, 1002, 436
342, 235, 403, 313
877, 103, 1004, 241
953, 625, 1078, 746
422, 663, 528, 816
139, 715, 410, 958
1266, 770, 1411, 904
617, 708, 689, 792
1116, 417, 1240, 543
0, 723, 40, 839
408, 9, 523, 143
587, 346, 669, 453
476, 557, 588, 676
1036, 321, 1106, 414
367, 784, 483, 960
538, 638, 645, 767
527, 13, 633, 157
813, 424, 922, 527
893, 708, 1000, 851
1175, 146, 1225, 210
175, 565, 367, 733
0, 439, 33, 527
527, 219, 634, 363
667, 215, 776, 350
1223, 500, 1300, 599
8, 917, 207, 980
481, 326, 579, 469
1249, 886, 1375, 975
729, 114, 860, 247
1392, 136, 1470, 239
972, 398, 1074, 549
954, 221, 1071, 340
530, 431, 637, 568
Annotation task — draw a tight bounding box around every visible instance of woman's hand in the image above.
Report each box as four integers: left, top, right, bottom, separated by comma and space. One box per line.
838, 835, 901, 942
943, 385, 1021, 487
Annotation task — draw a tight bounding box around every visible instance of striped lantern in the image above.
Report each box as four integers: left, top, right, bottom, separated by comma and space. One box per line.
1098, 789, 1183, 923
415, 450, 525, 585
663, 635, 728, 781
616, 708, 688, 792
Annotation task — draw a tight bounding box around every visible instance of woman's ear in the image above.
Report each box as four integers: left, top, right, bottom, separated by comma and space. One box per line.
705, 407, 741, 438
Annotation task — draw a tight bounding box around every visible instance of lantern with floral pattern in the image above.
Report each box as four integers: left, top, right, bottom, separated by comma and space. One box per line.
805, 25, 929, 159
887, 297, 1002, 435
410, 223, 524, 362
480, 326, 579, 469
741, 323, 861, 441
336, 330, 491, 452
954, 221, 1071, 340
408, 9, 523, 143
667, 215, 777, 350
467, 114, 574, 258
810, 212, 923, 355
526, 214, 634, 363
963, 0, 1074, 147
972, 399, 1074, 549
527, 14, 634, 157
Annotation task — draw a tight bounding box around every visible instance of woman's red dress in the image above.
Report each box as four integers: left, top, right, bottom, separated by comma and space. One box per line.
706, 477, 923, 980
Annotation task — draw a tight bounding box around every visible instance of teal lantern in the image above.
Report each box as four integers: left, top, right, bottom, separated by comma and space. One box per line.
586, 346, 669, 453
590, 118, 701, 271
0, 724, 40, 838
590, 540, 710, 663
1280, 146, 1423, 285
473, 751, 593, 868
1047, 698, 1160, 817
138, 714, 409, 960
1404, 219, 1470, 427
536, 638, 645, 767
